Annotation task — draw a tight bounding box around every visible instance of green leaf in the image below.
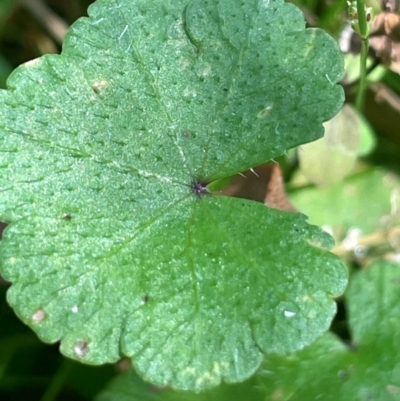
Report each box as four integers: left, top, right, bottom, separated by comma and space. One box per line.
259, 260, 400, 400
299, 104, 360, 187
0, 0, 346, 390
96, 369, 264, 401
290, 168, 400, 242
299, 104, 376, 186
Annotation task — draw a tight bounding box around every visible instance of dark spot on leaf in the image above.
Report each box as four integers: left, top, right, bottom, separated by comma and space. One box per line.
190, 179, 210, 198
63, 214, 72, 221
223, 88, 228, 91
143, 294, 150, 303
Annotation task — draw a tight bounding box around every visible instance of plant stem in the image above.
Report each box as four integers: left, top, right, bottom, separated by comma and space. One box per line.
356, 0, 368, 37
39, 360, 73, 401
355, 0, 369, 111
20, 0, 68, 44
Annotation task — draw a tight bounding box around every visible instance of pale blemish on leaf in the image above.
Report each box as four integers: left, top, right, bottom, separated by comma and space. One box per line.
74, 341, 90, 357
7, 257, 16, 265
195, 369, 220, 388
284, 310, 296, 318
32, 309, 46, 323
257, 104, 274, 119
92, 79, 109, 94
196, 63, 212, 79
183, 87, 197, 99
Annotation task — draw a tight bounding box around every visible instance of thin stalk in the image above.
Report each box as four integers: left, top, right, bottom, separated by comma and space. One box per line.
355, 0, 369, 111
356, 0, 368, 37
39, 360, 74, 401
356, 36, 369, 111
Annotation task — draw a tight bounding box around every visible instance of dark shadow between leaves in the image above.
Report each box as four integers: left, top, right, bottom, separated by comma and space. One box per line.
220, 163, 297, 212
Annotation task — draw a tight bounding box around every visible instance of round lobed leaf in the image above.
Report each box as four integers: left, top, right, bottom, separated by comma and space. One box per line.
0, 0, 346, 390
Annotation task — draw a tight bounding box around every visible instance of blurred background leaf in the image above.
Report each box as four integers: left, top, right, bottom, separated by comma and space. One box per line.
299, 104, 361, 187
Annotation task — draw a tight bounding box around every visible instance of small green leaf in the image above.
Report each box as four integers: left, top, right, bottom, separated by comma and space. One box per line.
0, 0, 346, 390
260, 260, 400, 400
290, 168, 400, 242
299, 104, 361, 187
